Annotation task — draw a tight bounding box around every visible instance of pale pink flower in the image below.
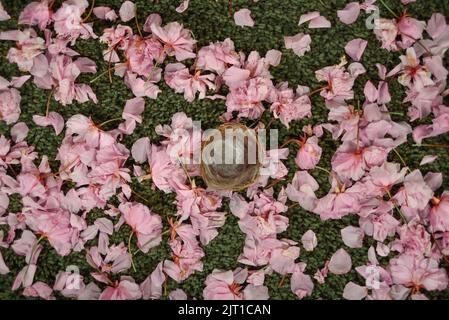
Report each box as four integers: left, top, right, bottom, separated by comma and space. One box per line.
225, 77, 272, 120
389, 254, 448, 292
392, 220, 432, 257
269, 82, 311, 127
125, 37, 163, 77
314, 180, 361, 220
18, 0, 51, 30
119, 202, 162, 253
196, 38, 240, 74
52, 0, 96, 43
164, 63, 215, 102
394, 170, 433, 211
99, 278, 142, 300
295, 136, 322, 170
150, 22, 196, 61
269, 243, 300, 275
374, 18, 399, 51
398, 48, 434, 90
1, 30, 45, 73
164, 238, 204, 282
315, 64, 355, 103
203, 269, 244, 300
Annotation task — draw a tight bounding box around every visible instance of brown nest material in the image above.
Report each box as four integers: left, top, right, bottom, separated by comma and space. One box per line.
200, 123, 263, 191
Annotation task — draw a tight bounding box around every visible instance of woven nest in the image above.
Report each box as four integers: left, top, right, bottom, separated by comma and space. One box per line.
200, 123, 263, 191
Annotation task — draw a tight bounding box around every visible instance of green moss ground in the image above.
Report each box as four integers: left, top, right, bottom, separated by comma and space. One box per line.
0, 0, 449, 299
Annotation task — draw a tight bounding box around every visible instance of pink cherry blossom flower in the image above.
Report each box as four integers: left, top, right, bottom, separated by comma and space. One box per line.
314, 179, 361, 220
125, 37, 163, 77
52, 0, 96, 43
393, 170, 433, 211
389, 254, 448, 292
165, 63, 215, 102
196, 38, 240, 74
341, 226, 364, 248
294, 136, 322, 170
0, 29, 45, 73
150, 22, 196, 61
119, 202, 162, 253
164, 238, 204, 282
374, 19, 399, 51
392, 220, 432, 257
203, 269, 245, 300
315, 64, 355, 103
176, 187, 225, 245
18, 0, 51, 30
99, 277, 142, 300
269, 82, 312, 128
269, 242, 300, 275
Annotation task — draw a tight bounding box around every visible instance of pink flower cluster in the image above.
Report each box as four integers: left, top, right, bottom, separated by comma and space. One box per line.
0, 0, 449, 300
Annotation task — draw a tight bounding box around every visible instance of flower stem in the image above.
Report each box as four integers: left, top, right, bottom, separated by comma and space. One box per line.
98, 117, 122, 128
384, 188, 407, 223
134, 7, 143, 38
82, 0, 95, 23
378, 0, 399, 18
45, 89, 54, 117
315, 165, 332, 176
128, 231, 137, 272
